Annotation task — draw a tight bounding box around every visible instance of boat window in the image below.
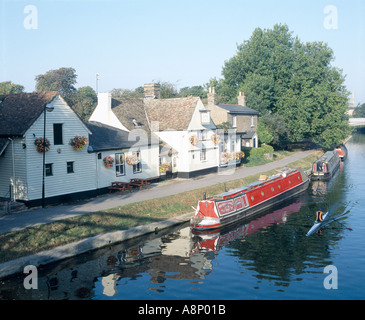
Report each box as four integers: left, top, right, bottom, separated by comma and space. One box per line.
278, 184, 281, 189
289, 180, 291, 184
271, 187, 274, 192
251, 196, 254, 201
261, 191, 265, 196
317, 162, 324, 172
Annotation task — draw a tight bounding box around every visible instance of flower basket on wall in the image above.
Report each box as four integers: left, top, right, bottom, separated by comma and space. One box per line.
211, 133, 220, 145
34, 137, 50, 153
159, 162, 170, 173
189, 135, 199, 146
235, 151, 245, 160
126, 154, 138, 166
69, 136, 88, 150
103, 156, 114, 168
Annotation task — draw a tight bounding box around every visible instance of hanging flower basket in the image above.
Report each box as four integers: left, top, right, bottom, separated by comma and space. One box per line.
103, 155, 114, 168
126, 154, 139, 166
235, 151, 245, 160
69, 136, 88, 150
34, 137, 50, 153
211, 133, 221, 145
189, 134, 199, 146
159, 162, 170, 173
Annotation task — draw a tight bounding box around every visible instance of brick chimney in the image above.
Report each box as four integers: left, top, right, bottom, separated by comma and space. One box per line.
238, 92, 246, 106
144, 83, 161, 99
207, 87, 216, 105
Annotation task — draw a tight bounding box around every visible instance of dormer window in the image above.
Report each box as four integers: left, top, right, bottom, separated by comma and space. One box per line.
200, 110, 210, 124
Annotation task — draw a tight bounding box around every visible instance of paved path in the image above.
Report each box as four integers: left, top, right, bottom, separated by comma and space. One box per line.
0, 149, 314, 235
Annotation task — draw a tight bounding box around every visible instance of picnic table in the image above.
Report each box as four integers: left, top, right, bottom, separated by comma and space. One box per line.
129, 178, 151, 191
108, 181, 133, 194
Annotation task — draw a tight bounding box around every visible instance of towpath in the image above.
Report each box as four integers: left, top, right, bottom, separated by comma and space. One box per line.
0, 149, 314, 235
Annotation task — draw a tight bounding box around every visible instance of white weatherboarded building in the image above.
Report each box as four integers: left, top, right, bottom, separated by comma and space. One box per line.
0, 92, 96, 206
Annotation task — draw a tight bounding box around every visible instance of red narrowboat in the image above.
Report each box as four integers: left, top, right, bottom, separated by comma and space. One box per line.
190, 168, 309, 231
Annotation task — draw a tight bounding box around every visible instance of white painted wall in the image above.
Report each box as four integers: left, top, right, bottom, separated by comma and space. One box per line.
23, 95, 96, 201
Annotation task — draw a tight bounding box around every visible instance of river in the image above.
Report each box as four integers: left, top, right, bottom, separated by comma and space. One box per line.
1, 129, 364, 300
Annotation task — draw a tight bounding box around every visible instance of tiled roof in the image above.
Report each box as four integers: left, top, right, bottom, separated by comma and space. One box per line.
144, 96, 199, 131
0, 91, 58, 137
111, 97, 150, 133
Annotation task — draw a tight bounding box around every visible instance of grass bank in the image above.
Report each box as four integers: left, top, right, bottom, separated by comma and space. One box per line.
0, 150, 323, 264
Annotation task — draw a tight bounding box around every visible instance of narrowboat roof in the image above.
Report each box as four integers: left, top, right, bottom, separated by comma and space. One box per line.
213, 169, 298, 198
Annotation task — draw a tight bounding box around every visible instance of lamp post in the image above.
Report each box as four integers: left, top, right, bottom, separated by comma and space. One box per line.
42, 104, 54, 208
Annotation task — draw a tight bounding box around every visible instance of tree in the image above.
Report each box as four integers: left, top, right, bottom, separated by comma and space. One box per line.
35, 67, 77, 105
179, 86, 207, 99
219, 24, 351, 148
71, 86, 97, 121
353, 103, 365, 117
0, 81, 25, 94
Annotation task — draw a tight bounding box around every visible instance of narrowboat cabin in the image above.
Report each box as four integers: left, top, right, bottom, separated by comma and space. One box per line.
190, 168, 309, 231
311, 151, 340, 181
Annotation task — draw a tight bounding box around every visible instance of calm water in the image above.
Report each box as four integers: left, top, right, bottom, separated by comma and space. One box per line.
1, 130, 365, 300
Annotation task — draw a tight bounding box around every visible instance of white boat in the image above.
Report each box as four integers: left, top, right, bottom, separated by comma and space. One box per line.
306, 212, 329, 237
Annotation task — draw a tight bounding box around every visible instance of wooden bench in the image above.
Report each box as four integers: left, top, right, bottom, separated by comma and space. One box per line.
108, 182, 133, 194
129, 178, 151, 191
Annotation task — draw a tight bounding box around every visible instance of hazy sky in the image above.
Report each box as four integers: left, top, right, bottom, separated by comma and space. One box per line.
1, 0, 364, 104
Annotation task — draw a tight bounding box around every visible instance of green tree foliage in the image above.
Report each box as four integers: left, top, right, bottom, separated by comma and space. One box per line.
353, 103, 365, 117
35, 67, 77, 105
71, 86, 97, 121
179, 86, 207, 99
218, 24, 350, 148
0, 81, 25, 94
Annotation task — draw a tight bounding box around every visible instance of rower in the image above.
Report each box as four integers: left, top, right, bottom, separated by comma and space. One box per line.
316, 210, 325, 222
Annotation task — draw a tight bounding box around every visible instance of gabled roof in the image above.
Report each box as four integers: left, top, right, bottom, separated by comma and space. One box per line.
0, 91, 58, 137
215, 104, 260, 116
86, 121, 158, 153
144, 96, 200, 131
111, 97, 150, 133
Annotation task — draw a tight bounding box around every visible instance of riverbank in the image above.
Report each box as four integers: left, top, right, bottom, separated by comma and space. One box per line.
0, 149, 322, 279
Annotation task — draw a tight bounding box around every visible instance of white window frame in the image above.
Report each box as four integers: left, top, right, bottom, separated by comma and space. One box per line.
133, 151, 142, 174
115, 153, 125, 176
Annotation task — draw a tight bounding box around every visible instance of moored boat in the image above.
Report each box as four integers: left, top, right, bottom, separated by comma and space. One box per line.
335, 144, 348, 161
190, 168, 309, 231
311, 151, 340, 181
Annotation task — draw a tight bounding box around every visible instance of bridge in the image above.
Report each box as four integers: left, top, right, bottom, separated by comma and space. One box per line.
349, 118, 365, 127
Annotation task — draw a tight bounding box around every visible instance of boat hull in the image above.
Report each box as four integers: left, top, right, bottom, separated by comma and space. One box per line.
191, 168, 310, 231
306, 212, 329, 237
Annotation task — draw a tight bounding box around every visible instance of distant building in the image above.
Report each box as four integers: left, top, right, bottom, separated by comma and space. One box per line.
207, 88, 259, 148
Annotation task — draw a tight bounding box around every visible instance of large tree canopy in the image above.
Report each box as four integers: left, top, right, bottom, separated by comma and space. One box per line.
213, 24, 351, 148
35, 67, 77, 105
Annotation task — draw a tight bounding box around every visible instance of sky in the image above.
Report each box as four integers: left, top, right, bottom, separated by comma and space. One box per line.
1, 0, 365, 104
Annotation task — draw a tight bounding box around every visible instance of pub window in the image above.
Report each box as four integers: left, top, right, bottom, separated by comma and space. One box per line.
53, 124, 63, 145
115, 153, 125, 176
45, 163, 53, 176
133, 151, 142, 173
200, 147, 207, 161
67, 161, 74, 174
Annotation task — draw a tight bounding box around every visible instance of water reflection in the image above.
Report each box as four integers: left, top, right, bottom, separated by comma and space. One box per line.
2, 132, 363, 300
